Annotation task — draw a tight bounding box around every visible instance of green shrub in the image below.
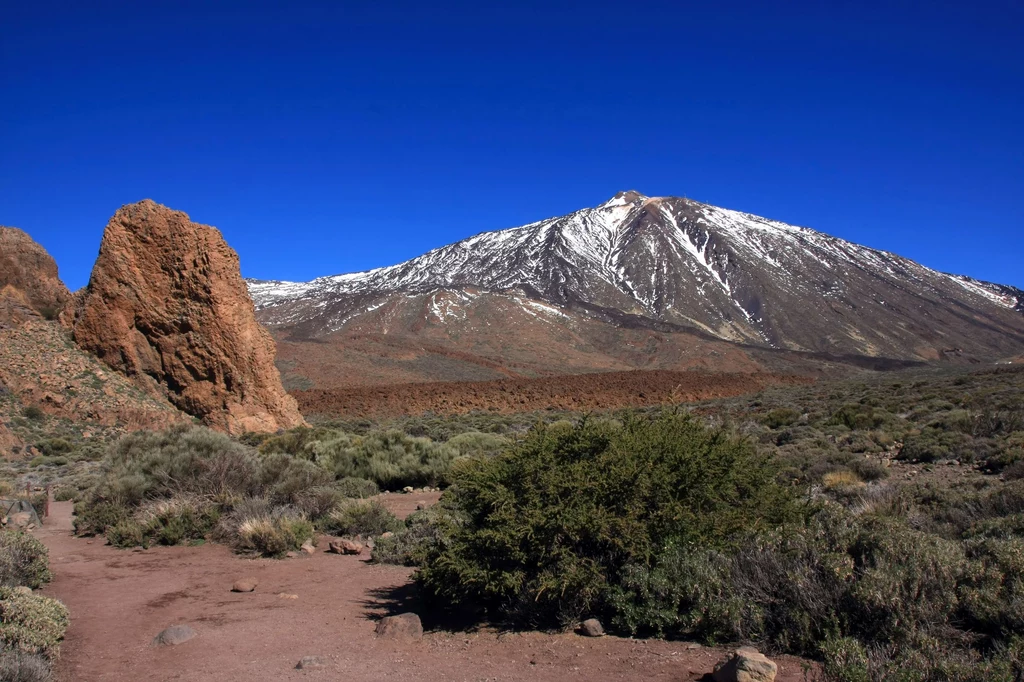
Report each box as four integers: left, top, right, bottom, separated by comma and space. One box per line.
33, 439, 72, 457
372, 507, 446, 566
831, 404, 887, 431
52, 487, 76, 503
0, 650, 51, 682
293, 485, 348, 520
763, 408, 801, 429
311, 430, 459, 490
897, 429, 971, 463
216, 500, 313, 557
137, 497, 220, 546
105, 520, 146, 549
418, 414, 799, 627
847, 519, 968, 645
0, 588, 69, 659
820, 636, 869, 682
444, 431, 509, 458
260, 454, 333, 503
0, 532, 51, 589
22, 407, 44, 422
73, 500, 130, 537
101, 424, 260, 499
846, 458, 889, 482
334, 477, 379, 499
323, 500, 402, 536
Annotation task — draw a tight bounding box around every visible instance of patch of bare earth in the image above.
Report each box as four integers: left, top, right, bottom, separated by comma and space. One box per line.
37, 496, 812, 682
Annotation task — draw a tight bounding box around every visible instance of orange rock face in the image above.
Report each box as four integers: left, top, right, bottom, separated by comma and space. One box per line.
0, 227, 70, 326
65, 200, 306, 434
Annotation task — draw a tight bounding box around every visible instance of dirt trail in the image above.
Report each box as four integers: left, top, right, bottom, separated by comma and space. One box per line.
36, 498, 812, 682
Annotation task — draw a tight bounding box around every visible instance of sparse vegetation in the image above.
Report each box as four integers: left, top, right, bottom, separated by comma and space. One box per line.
7, 364, 1023, 679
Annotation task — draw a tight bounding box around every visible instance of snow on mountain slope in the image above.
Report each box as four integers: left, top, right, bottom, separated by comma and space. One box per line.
249, 191, 1024, 361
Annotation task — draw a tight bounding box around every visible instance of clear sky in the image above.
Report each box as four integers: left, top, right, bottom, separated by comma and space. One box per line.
2, 0, 1022, 291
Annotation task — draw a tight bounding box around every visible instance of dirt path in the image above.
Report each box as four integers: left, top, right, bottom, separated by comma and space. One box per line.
36, 498, 812, 682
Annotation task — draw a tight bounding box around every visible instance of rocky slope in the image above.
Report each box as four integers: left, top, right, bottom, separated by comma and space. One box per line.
0, 226, 70, 326
65, 200, 305, 434
250, 192, 1024, 387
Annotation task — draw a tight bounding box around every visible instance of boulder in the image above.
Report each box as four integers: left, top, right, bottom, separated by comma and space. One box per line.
328, 539, 364, 555
300, 540, 316, 555
712, 648, 778, 682
579, 618, 605, 637
231, 578, 258, 593
152, 625, 197, 647
374, 613, 423, 640
63, 200, 306, 435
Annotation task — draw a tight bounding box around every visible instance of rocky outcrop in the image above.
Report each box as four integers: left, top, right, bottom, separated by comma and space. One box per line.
65, 200, 305, 434
0, 227, 70, 326
0, 420, 23, 459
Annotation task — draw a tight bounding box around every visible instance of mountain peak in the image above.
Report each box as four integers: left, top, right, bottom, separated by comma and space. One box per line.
600, 190, 647, 208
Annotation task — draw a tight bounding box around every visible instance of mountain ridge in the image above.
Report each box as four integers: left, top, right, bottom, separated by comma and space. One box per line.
249, 192, 1024, 370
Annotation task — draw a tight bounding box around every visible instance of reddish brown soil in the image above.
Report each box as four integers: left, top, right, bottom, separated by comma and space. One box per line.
37, 497, 813, 682
294, 369, 814, 418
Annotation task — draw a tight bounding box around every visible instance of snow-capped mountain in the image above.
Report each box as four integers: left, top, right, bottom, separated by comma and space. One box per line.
249, 191, 1024, 364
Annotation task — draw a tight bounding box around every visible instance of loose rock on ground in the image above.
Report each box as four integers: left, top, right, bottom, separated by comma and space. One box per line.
152, 625, 197, 647
374, 613, 423, 640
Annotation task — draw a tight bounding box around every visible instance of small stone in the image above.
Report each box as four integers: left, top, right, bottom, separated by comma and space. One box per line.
415, 500, 428, 510
300, 540, 316, 555
152, 625, 197, 647
231, 578, 257, 593
579, 618, 604, 637
374, 613, 423, 640
277, 593, 298, 600
285, 551, 298, 558
380, 532, 394, 539
402, 486, 414, 494
296, 656, 326, 670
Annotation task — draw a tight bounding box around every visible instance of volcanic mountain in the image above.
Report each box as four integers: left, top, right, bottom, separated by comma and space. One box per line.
249, 192, 1024, 389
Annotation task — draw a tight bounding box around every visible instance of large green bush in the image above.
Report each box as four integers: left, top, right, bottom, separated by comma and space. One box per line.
0, 587, 69, 659
417, 413, 799, 627
0, 532, 51, 589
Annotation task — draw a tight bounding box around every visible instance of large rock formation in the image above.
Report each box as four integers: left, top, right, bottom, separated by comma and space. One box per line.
65, 200, 305, 434
0, 227, 70, 326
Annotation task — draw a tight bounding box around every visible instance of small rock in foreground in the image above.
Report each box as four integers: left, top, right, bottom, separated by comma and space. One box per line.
296, 656, 326, 670
579, 618, 605, 637
152, 625, 197, 647
231, 578, 258, 592
712, 647, 778, 682
300, 540, 316, 555
374, 613, 423, 640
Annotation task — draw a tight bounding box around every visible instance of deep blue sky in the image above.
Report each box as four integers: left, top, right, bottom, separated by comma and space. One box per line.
2, 0, 1022, 290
